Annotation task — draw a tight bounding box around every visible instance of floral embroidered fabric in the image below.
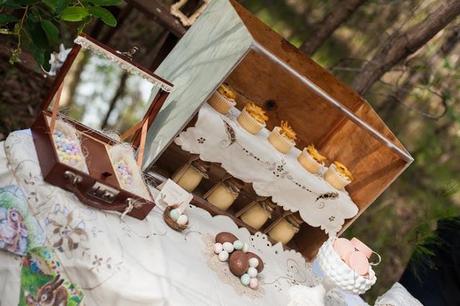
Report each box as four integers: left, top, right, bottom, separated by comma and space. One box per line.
0, 130, 320, 305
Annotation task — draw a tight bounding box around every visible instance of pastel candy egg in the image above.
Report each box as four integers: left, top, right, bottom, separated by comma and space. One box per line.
249, 278, 258, 289
169, 208, 180, 221
246, 252, 264, 273
223, 242, 234, 253
240, 274, 250, 286
248, 257, 259, 268
247, 267, 258, 278
218, 251, 229, 262
242, 243, 249, 253
214, 243, 223, 254
233, 240, 243, 250
177, 214, 188, 225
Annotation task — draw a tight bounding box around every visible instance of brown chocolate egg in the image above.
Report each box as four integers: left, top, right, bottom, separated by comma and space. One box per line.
229, 251, 249, 276
246, 252, 264, 273
215, 232, 238, 244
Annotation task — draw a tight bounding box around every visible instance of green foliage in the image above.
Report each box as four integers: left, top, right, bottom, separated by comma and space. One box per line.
0, 0, 120, 67
88, 6, 115, 27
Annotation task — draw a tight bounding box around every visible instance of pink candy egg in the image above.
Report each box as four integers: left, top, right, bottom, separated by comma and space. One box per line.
351, 238, 373, 259
249, 278, 258, 289
333, 238, 354, 262
347, 251, 369, 276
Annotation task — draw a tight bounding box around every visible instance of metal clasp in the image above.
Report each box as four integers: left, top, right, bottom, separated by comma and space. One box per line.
64, 171, 83, 185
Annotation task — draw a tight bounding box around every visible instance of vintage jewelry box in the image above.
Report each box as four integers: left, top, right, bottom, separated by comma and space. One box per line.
31, 34, 173, 219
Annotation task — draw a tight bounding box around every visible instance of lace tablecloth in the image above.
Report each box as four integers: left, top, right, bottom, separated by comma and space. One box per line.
175, 104, 359, 235
0, 130, 319, 306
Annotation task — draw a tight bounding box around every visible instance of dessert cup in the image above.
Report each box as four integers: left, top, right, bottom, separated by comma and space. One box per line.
324, 163, 351, 190
237, 107, 266, 134
208, 91, 236, 114
297, 148, 324, 174
268, 127, 295, 154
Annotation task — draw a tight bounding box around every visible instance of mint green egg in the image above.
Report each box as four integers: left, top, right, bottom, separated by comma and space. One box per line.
169, 208, 180, 221
233, 240, 243, 250
240, 273, 250, 286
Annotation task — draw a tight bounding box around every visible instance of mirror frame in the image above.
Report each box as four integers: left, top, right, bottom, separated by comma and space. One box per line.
40, 33, 174, 149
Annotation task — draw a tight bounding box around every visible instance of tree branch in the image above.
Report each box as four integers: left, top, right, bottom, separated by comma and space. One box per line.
300, 0, 368, 56
351, 0, 460, 95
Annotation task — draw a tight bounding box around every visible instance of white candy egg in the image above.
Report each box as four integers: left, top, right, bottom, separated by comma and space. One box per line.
248, 257, 259, 268
223, 242, 234, 253
242, 243, 249, 253
218, 250, 229, 262
249, 278, 258, 289
213, 243, 223, 254
248, 267, 258, 278
177, 214, 188, 225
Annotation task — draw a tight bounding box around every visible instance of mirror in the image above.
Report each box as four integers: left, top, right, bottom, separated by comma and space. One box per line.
49, 47, 160, 135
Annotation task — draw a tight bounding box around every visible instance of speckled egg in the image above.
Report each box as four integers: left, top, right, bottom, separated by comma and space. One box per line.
218, 251, 229, 262
248, 257, 259, 268
223, 242, 234, 253
176, 214, 188, 225
249, 278, 259, 289
240, 273, 250, 286
247, 267, 258, 278
213, 243, 223, 254
233, 240, 243, 250
169, 209, 180, 221
246, 252, 264, 273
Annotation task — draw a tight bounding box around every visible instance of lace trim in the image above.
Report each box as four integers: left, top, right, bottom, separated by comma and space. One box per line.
74, 36, 173, 93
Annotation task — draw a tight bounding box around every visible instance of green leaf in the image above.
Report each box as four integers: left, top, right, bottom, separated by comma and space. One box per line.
0, 14, 18, 26
25, 19, 48, 49
25, 40, 45, 66
42, 0, 69, 14
89, 6, 117, 27
40, 20, 59, 45
87, 0, 121, 6
60, 6, 89, 22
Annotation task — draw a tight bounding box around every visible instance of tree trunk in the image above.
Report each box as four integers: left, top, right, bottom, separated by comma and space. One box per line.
378, 27, 460, 120
352, 0, 460, 95
300, 0, 367, 56
101, 72, 129, 130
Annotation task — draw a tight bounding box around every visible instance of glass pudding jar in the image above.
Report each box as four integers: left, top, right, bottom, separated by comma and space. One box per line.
172, 159, 209, 192
268, 213, 303, 244
205, 178, 242, 211
240, 198, 276, 230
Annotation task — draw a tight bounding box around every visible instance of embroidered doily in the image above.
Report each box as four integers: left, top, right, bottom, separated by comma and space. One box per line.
175, 104, 359, 235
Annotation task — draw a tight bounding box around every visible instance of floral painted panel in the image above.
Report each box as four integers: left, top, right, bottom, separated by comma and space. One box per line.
0, 185, 45, 256
19, 247, 84, 306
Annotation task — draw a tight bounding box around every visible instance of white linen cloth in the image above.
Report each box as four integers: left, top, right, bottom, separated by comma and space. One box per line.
375, 282, 423, 306
175, 104, 359, 235
0, 130, 319, 306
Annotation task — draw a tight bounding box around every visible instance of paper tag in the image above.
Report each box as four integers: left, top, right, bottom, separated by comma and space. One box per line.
155, 179, 193, 213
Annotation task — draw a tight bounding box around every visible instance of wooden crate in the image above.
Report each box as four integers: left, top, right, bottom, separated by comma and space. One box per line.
144, 0, 412, 259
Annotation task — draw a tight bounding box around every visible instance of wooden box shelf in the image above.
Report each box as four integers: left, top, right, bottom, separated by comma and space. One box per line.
144, 0, 412, 259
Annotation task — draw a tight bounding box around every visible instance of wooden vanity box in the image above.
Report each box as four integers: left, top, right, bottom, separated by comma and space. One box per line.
31, 34, 173, 219
143, 0, 413, 258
